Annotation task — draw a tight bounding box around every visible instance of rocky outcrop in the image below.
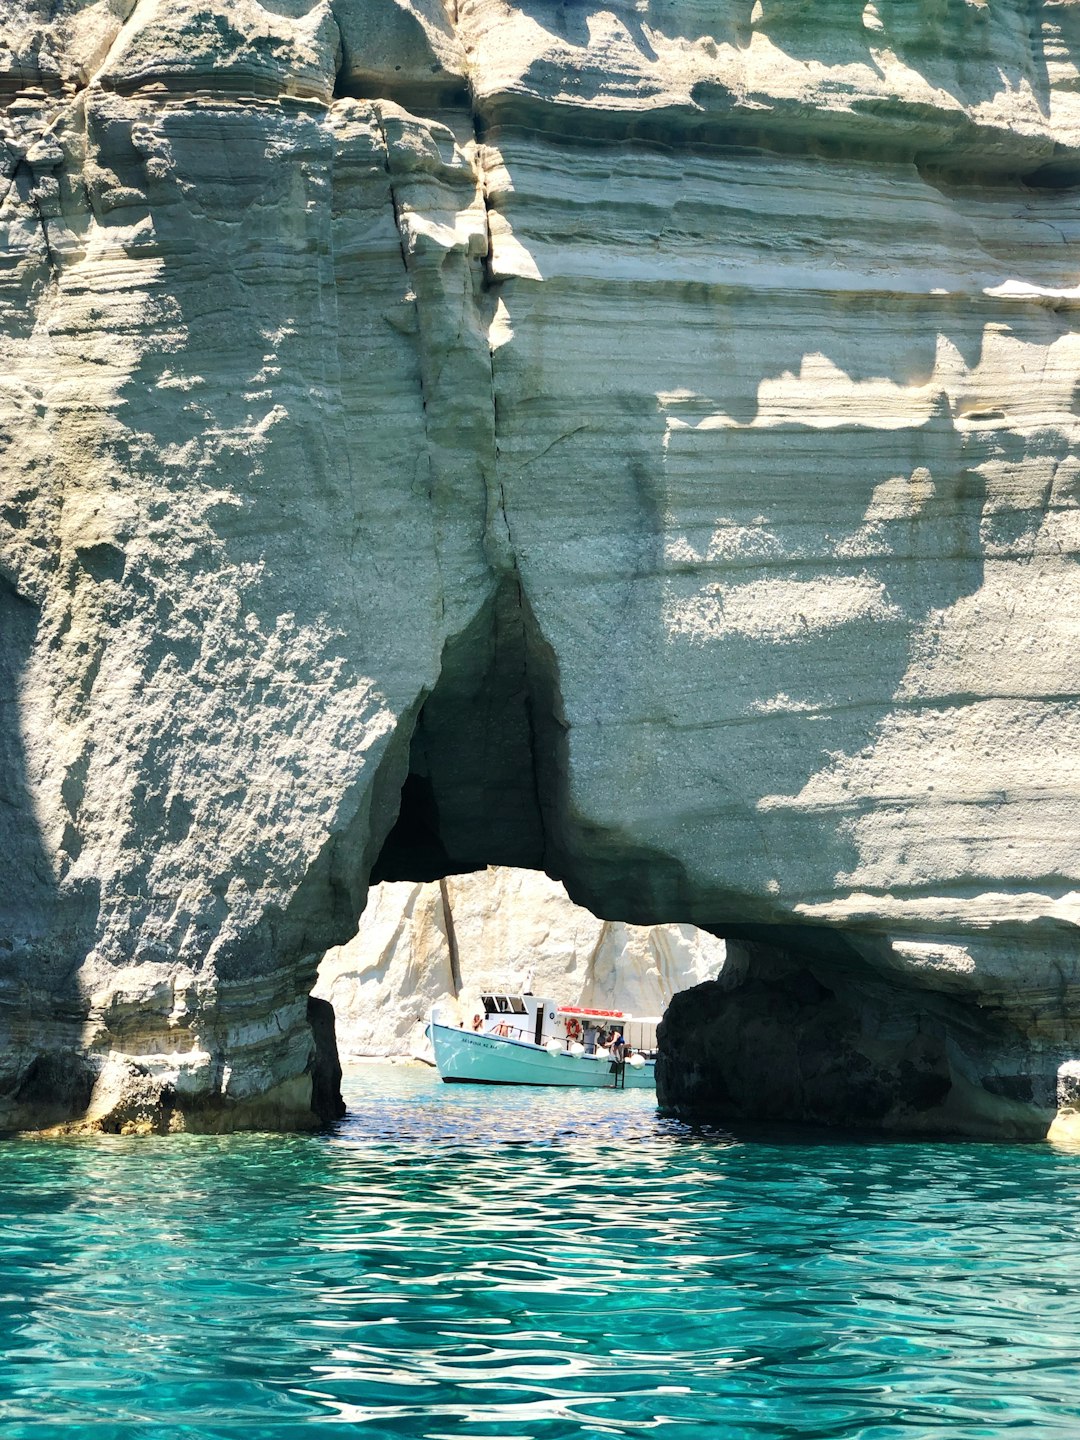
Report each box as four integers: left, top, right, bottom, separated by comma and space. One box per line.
315, 865, 726, 1056
3, 1, 1080, 1135
658, 939, 1079, 1141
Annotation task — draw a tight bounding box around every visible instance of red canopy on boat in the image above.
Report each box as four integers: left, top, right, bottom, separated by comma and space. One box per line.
555, 1006, 627, 1020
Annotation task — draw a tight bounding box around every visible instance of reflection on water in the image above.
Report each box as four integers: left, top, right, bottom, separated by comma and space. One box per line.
1, 1063, 1079, 1438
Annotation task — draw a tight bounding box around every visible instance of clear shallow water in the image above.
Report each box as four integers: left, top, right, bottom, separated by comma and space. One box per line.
2, 1066, 1080, 1439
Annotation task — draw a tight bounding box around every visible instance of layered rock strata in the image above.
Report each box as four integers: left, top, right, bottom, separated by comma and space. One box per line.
3, 1, 1080, 1134
315, 865, 725, 1057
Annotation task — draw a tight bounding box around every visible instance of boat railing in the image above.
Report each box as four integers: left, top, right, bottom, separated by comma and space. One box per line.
485, 1023, 532, 1043
479, 1023, 658, 1059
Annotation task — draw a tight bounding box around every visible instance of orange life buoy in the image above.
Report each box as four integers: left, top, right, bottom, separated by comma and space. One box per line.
565, 1017, 583, 1041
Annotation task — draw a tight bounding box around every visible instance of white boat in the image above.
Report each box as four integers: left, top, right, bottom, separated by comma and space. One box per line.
428, 993, 658, 1089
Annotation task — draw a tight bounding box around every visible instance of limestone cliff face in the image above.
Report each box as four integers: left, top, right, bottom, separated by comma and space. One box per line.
315, 865, 725, 1056
3, 0, 1080, 1135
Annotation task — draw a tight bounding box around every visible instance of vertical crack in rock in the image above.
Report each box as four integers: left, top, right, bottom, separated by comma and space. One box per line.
370, 108, 418, 294
467, 76, 563, 878
13, 155, 59, 281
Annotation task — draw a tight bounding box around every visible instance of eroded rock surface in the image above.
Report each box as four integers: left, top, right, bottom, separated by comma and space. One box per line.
658, 938, 1075, 1141
315, 865, 725, 1057
3, 0, 1080, 1134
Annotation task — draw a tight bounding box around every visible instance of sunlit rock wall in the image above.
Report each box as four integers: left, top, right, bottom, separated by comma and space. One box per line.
315, 865, 725, 1057
3, 0, 1080, 1134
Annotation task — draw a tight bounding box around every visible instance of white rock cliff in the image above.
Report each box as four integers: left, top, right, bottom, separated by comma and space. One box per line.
3, 0, 1080, 1135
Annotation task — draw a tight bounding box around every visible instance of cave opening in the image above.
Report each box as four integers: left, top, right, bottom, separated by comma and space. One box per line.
370, 575, 554, 888
309, 581, 1064, 1142
320, 829, 1064, 1142
315, 860, 729, 1073
309, 572, 739, 1095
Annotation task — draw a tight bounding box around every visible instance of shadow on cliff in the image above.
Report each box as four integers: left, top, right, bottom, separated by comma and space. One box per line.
487, 258, 1029, 920
656, 936, 1063, 1140
0, 576, 97, 1127
503, 0, 1055, 172
372, 576, 546, 882
365, 557, 697, 926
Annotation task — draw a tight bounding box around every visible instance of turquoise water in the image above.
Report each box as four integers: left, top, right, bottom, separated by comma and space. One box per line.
2, 1065, 1080, 1439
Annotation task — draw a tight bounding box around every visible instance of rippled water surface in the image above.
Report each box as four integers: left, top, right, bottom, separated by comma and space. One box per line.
2, 1065, 1080, 1438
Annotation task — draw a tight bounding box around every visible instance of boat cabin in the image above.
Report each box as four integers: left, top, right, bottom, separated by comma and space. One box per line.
477, 993, 555, 1046
474, 995, 658, 1057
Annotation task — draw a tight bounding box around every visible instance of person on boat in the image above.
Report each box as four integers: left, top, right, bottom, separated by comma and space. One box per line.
583, 1024, 599, 1054
608, 1029, 626, 1064
472, 1014, 483, 1032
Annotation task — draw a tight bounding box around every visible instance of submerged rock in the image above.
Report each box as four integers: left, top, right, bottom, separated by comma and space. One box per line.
2, 0, 1080, 1133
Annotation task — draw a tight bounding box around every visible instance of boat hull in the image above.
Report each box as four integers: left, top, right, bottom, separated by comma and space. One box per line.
429, 1021, 655, 1089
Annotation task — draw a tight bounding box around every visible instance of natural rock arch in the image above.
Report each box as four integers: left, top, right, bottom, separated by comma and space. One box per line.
2, 0, 1080, 1137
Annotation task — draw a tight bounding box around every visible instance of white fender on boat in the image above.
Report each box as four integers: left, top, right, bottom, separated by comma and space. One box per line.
546, 1039, 563, 1056
629, 1053, 646, 1069
568, 1042, 585, 1058
595, 1047, 609, 1060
